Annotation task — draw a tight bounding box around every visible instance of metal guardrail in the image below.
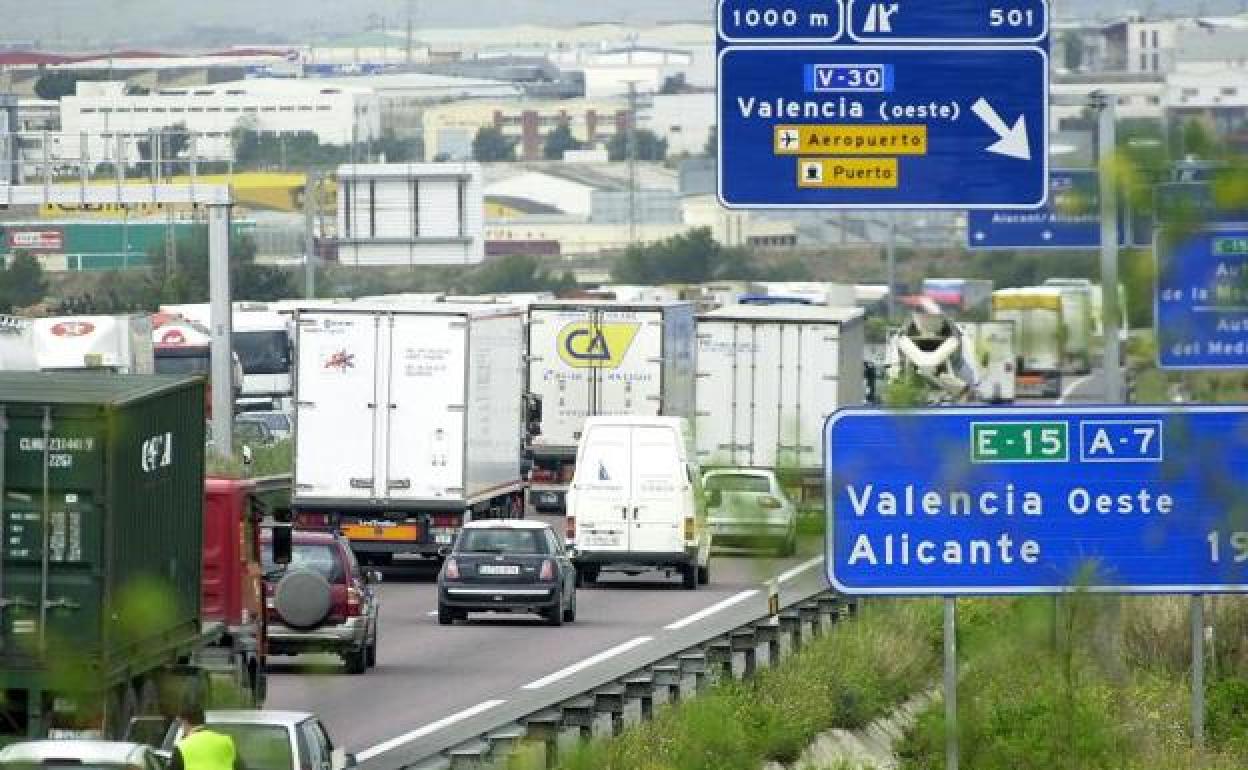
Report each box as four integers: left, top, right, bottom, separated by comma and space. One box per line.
392, 590, 854, 770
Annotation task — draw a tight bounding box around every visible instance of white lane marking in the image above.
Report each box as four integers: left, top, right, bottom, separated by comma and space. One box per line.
776, 555, 824, 584
1058, 374, 1095, 404
426, 610, 439, 616
521, 636, 653, 690
664, 589, 759, 631
356, 699, 506, 761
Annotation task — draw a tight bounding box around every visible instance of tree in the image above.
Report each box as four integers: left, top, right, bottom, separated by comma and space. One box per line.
149, 228, 292, 303
472, 126, 517, 162
0, 252, 48, 312
607, 128, 667, 162
543, 123, 583, 160
612, 228, 754, 284
1060, 32, 1084, 72
470, 254, 576, 293
34, 71, 101, 101
137, 122, 191, 177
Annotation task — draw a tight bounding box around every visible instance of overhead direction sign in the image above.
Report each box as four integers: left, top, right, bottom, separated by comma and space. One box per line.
718, 46, 1049, 208
717, 0, 1050, 209
1156, 226, 1248, 369
968, 169, 1133, 249
825, 407, 1248, 595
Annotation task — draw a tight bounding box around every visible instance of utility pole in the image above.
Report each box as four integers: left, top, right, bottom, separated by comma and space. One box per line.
406, 0, 416, 66
886, 212, 897, 319
626, 81, 640, 247
303, 172, 318, 299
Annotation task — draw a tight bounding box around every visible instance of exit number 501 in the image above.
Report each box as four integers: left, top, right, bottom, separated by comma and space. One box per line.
989, 8, 1037, 26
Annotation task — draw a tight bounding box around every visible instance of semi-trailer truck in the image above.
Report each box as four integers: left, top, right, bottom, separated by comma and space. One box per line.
524, 301, 696, 521
0, 373, 269, 740
291, 303, 529, 565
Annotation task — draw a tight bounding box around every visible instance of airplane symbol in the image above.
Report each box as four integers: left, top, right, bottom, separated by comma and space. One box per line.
781, 131, 798, 148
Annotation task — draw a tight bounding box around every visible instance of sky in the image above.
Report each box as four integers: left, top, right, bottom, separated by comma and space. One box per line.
0, 0, 1239, 47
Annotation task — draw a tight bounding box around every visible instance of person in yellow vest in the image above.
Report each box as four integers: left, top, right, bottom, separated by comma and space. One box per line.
170, 705, 245, 770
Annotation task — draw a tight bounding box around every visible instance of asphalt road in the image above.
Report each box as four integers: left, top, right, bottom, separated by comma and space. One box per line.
265, 540, 829, 762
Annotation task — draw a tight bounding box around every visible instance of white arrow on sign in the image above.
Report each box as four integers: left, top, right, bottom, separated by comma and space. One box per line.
971, 98, 1031, 161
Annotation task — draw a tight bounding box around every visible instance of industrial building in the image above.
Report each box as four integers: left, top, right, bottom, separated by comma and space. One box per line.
421, 98, 628, 162
59, 78, 381, 166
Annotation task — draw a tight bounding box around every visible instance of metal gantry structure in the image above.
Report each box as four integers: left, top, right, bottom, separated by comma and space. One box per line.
0, 130, 237, 457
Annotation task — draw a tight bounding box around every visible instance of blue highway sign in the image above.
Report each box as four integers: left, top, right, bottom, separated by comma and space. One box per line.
717, 45, 1049, 209
1156, 227, 1248, 369
825, 406, 1248, 595
967, 169, 1134, 249
846, 0, 1047, 43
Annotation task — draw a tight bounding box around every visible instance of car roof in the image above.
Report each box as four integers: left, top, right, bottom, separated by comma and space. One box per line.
462, 519, 552, 531
0, 741, 151, 763
206, 710, 313, 728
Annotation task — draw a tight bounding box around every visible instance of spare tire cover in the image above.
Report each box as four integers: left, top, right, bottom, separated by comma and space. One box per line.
274, 569, 333, 629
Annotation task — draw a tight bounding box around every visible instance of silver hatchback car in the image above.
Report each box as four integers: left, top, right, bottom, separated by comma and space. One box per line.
703, 469, 798, 557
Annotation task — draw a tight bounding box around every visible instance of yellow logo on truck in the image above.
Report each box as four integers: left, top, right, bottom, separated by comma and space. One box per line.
557, 323, 640, 369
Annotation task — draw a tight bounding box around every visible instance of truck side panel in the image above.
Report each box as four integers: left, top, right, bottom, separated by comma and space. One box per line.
463, 313, 524, 501
658, 304, 696, 423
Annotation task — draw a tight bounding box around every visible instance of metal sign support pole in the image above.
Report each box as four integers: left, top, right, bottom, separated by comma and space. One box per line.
944, 597, 958, 770
886, 213, 897, 320
1192, 594, 1205, 754
209, 203, 234, 459
304, 171, 318, 299
1095, 92, 1123, 403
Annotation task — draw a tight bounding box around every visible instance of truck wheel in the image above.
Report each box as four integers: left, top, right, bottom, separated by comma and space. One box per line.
681, 565, 698, 590
697, 563, 710, 585
438, 603, 456, 626
562, 591, 577, 623
343, 645, 368, 675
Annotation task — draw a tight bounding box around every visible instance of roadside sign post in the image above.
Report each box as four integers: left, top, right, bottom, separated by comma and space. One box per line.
827, 406, 1248, 752
943, 597, 958, 770
1095, 94, 1123, 404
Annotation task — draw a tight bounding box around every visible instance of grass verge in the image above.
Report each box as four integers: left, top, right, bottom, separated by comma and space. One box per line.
898, 595, 1248, 770
535, 600, 941, 770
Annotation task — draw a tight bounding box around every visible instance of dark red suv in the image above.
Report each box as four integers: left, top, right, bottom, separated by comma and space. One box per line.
261, 530, 381, 674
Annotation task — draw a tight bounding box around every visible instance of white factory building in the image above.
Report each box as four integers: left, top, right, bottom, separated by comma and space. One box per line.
60, 78, 381, 165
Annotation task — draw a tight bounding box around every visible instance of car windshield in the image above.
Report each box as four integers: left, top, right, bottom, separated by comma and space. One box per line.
206, 724, 293, 770
457, 528, 547, 555
705, 474, 771, 493
262, 543, 344, 582
234, 421, 271, 443
248, 413, 290, 431
234, 330, 291, 375
154, 354, 210, 376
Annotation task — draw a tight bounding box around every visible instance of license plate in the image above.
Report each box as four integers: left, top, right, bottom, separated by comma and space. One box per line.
434, 532, 455, 545
342, 524, 419, 541
584, 533, 621, 547
479, 565, 520, 575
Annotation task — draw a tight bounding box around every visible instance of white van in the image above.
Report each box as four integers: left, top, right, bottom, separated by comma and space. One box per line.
566, 416, 712, 589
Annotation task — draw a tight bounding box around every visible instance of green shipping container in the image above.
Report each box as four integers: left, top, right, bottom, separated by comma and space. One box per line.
0, 373, 205, 735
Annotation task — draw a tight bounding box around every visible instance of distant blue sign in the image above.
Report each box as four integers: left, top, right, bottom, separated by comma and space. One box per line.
1156, 227, 1248, 369
845, 0, 1047, 43
826, 407, 1248, 595
968, 169, 1098, 248
717, 46, 1049, 209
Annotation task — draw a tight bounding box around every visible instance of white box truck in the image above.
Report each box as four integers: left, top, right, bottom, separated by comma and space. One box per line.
32, 315, 154, 374
694, 304, 865, 508
1041, 279, 1093, 374
525, 301, 696, 518
992, 288, 1064, 398
293, 303, 529, 565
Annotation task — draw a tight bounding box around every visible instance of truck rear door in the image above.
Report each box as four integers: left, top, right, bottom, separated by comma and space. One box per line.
595, 310, 664, 421
570, 423, 631, 551
382, 313, 467, 502
295, 313, 381, 500
628, 424, 687, 555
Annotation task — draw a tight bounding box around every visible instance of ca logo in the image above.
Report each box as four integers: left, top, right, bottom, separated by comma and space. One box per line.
556, 323, 641, 369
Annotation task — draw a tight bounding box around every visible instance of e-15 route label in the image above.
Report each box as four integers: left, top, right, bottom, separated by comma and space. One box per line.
825, 407, 1248, 595
718, 46, 1048, 208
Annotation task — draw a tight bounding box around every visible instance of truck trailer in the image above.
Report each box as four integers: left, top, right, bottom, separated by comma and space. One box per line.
694, 304, 865, 508
525, 301, 696, 519
992, 288, 1064, 398
292, 304, 529, 565
0, 373, 266, 740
